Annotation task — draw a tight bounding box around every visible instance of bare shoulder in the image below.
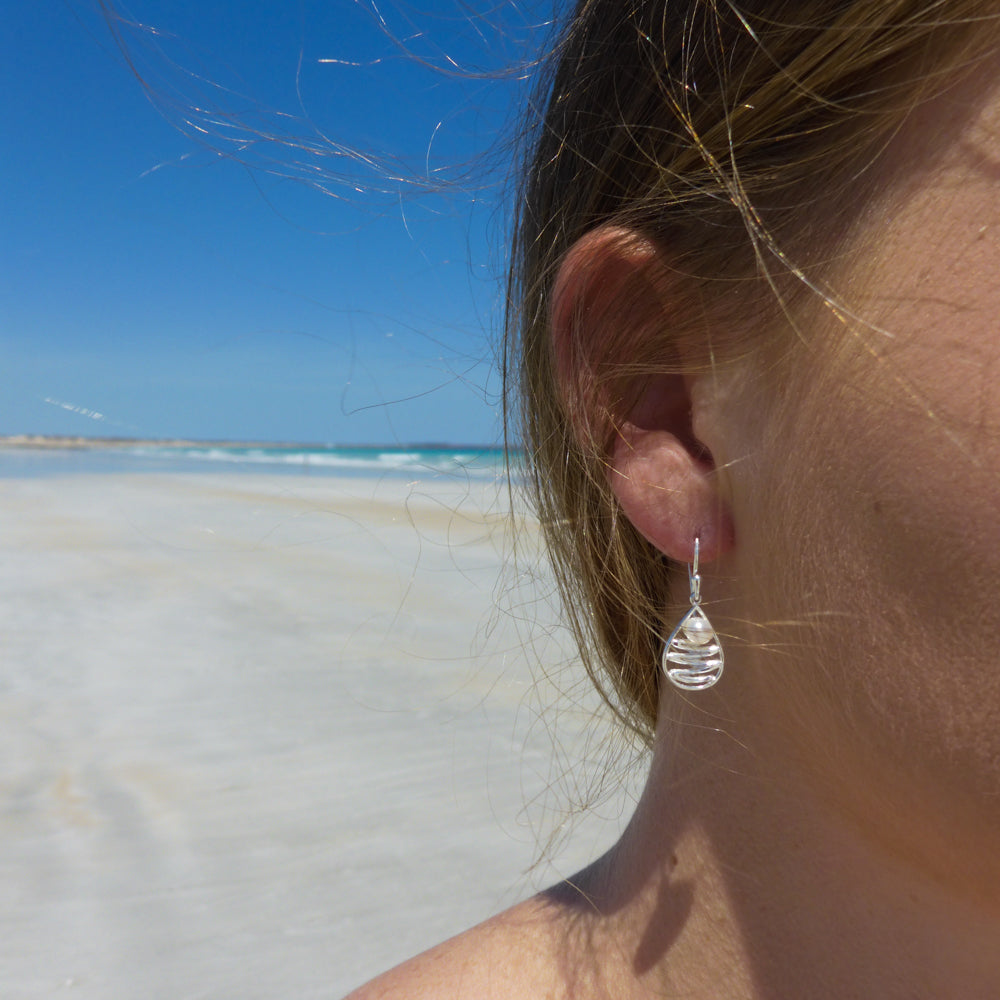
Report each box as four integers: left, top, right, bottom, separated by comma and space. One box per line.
342, 892, 580, 1000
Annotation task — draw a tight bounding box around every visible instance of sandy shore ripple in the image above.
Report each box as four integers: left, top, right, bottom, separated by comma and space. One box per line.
0, 472, 639, 998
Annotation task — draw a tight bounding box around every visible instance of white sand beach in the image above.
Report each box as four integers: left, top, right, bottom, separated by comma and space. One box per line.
0, 470, 642, 998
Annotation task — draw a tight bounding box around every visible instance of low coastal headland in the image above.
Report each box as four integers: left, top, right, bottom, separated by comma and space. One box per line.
0, 433, 296, 450
0, 433, 489, 452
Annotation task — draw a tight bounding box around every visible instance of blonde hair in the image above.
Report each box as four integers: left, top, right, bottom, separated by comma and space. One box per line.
505, 1, 999, 738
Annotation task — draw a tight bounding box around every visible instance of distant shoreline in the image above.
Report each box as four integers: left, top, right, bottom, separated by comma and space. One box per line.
0, 435, 500, 452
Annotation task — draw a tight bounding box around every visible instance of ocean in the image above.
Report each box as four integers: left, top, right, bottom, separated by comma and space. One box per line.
0, 441, 517, 480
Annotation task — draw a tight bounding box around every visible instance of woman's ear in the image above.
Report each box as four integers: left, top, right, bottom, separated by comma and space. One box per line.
550, 225, 735, 565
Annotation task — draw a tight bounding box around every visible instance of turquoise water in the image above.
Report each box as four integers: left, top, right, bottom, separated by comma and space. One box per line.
0, 443, 520, 480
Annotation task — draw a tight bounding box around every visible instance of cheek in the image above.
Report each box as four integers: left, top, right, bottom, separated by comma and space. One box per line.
736, 319, 1000, 811
713, 77, 1000, 857
848, 200, 1000, 647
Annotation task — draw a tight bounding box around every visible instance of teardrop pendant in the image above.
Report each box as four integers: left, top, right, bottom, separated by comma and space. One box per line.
662, 604, 724, 690
661, 537, 724, 691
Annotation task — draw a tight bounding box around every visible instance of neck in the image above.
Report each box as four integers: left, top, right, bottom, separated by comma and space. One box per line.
558, 699, 1000, 1000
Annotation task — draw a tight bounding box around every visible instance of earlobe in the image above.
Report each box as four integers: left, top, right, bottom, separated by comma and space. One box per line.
550, 225, 735, 565
610, 418, 733, 565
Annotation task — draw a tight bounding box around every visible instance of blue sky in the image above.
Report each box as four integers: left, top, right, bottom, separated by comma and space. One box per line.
2, 1, 547, 444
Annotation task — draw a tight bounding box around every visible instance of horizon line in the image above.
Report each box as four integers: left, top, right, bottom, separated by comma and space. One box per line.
0, 433, 515, 452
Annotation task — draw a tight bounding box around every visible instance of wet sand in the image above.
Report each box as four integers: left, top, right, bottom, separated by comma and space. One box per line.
0, 471, 641, 997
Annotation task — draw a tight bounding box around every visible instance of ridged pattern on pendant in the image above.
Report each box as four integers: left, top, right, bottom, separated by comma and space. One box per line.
662, 604, 724, 690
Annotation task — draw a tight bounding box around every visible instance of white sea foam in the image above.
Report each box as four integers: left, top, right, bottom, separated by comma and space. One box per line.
126, 444, 515, 479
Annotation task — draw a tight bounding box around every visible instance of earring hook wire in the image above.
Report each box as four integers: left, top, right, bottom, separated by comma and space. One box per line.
689, 536, 701, 605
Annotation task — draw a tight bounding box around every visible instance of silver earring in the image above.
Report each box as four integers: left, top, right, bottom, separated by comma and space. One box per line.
662, 537, 724, 690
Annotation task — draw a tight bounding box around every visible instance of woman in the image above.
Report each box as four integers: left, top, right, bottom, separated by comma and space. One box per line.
353, 2, 1000, 996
